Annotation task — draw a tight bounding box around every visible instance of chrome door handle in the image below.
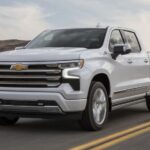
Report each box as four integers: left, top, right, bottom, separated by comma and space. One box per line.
144, 59, 149, 63
127, 59, 133, 64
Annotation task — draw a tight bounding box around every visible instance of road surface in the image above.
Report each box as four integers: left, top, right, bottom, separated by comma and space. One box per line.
0, 103, 149, 150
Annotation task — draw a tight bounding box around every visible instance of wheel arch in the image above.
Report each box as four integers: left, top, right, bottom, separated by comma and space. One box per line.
91, 73, 112, 111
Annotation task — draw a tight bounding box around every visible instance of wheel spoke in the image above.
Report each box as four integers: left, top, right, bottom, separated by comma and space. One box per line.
97, 106, 102, 122
93, 105, 97, 117
100, 90, 106, 103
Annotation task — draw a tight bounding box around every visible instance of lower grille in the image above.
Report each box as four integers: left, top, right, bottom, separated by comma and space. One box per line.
0, 63, 62, 88
0, 99, 58, 106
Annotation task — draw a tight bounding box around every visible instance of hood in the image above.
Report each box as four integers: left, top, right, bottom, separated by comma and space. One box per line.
0, 47, 88, 62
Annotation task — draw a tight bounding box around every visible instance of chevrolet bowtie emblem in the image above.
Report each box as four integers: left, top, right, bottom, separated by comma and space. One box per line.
10, 64, 28, 71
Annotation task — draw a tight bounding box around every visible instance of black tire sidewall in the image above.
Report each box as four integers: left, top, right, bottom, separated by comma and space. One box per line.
0, 116, 19, 125
146, 96, 150, 111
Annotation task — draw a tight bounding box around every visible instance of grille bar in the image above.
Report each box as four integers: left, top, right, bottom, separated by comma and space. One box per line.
0, 75, 61, 80
0, 81, 60, 86
0, 69, 61, 74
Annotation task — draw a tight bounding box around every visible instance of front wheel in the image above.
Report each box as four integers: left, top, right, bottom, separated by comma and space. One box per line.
0, 116, 19, 126
79, 82, 109, 131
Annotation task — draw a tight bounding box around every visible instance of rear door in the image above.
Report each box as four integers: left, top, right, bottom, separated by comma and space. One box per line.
122, 30, 150, 95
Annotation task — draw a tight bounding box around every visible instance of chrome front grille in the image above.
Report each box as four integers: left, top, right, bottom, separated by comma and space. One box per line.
0, 63, 62, 88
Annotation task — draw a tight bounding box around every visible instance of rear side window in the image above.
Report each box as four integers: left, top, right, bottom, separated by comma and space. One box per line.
109, 30, 124, 51
123, 31, 141, 53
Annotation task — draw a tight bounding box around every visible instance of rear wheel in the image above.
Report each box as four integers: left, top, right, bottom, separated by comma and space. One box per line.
0, 116, 19, 126
79, 82, 109, 131
146, 96, 150, 112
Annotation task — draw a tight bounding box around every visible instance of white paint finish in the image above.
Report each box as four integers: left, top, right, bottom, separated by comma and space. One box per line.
0, 47, 87, 61
111, 51, 150, 93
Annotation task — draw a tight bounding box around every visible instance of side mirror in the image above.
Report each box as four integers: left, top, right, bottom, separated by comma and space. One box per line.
15, 46, 25, 50
111, 44, 131, 59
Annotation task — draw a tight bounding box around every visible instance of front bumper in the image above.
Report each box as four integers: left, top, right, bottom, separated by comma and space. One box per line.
0, 91, 87, 115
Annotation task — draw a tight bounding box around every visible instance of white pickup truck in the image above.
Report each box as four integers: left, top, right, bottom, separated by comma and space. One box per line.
0, 26, 149, 131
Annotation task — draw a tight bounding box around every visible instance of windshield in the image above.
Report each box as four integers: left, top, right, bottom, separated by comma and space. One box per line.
26, 28, 107, 49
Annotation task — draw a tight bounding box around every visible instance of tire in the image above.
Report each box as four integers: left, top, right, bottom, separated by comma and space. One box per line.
79, 81, 109, 131
146, 96, 150, 112
0, 116, 19, 126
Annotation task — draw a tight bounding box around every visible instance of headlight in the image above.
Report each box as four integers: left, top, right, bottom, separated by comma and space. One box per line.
59, 59, 84, 69
60, 59, 84, 79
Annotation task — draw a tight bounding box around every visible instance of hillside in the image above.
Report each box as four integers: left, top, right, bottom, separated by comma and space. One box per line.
0, 40, 29, 52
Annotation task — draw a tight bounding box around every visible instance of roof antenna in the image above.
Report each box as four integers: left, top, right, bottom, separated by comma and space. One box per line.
96, 23, 101, 28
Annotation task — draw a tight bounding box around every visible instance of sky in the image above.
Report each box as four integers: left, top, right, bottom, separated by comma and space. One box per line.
0, 0, 150, 50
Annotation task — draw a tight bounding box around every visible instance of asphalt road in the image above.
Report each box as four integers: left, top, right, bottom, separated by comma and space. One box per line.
0, 103, 149, 150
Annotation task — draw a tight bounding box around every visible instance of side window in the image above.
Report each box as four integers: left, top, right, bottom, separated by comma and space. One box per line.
109, 30, 124, 51
124, 31, 141, 53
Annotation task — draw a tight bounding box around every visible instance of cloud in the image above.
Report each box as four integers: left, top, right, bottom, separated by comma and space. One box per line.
135, 0, 150, 4
0, 4, 51, 40
0, 0, 150, 50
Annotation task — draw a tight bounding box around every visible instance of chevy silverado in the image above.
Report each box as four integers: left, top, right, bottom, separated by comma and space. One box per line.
0, 26, 149, 131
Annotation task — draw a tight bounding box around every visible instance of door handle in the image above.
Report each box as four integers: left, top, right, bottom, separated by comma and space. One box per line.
144, 59, 149, 63
127, 59, 133, 64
